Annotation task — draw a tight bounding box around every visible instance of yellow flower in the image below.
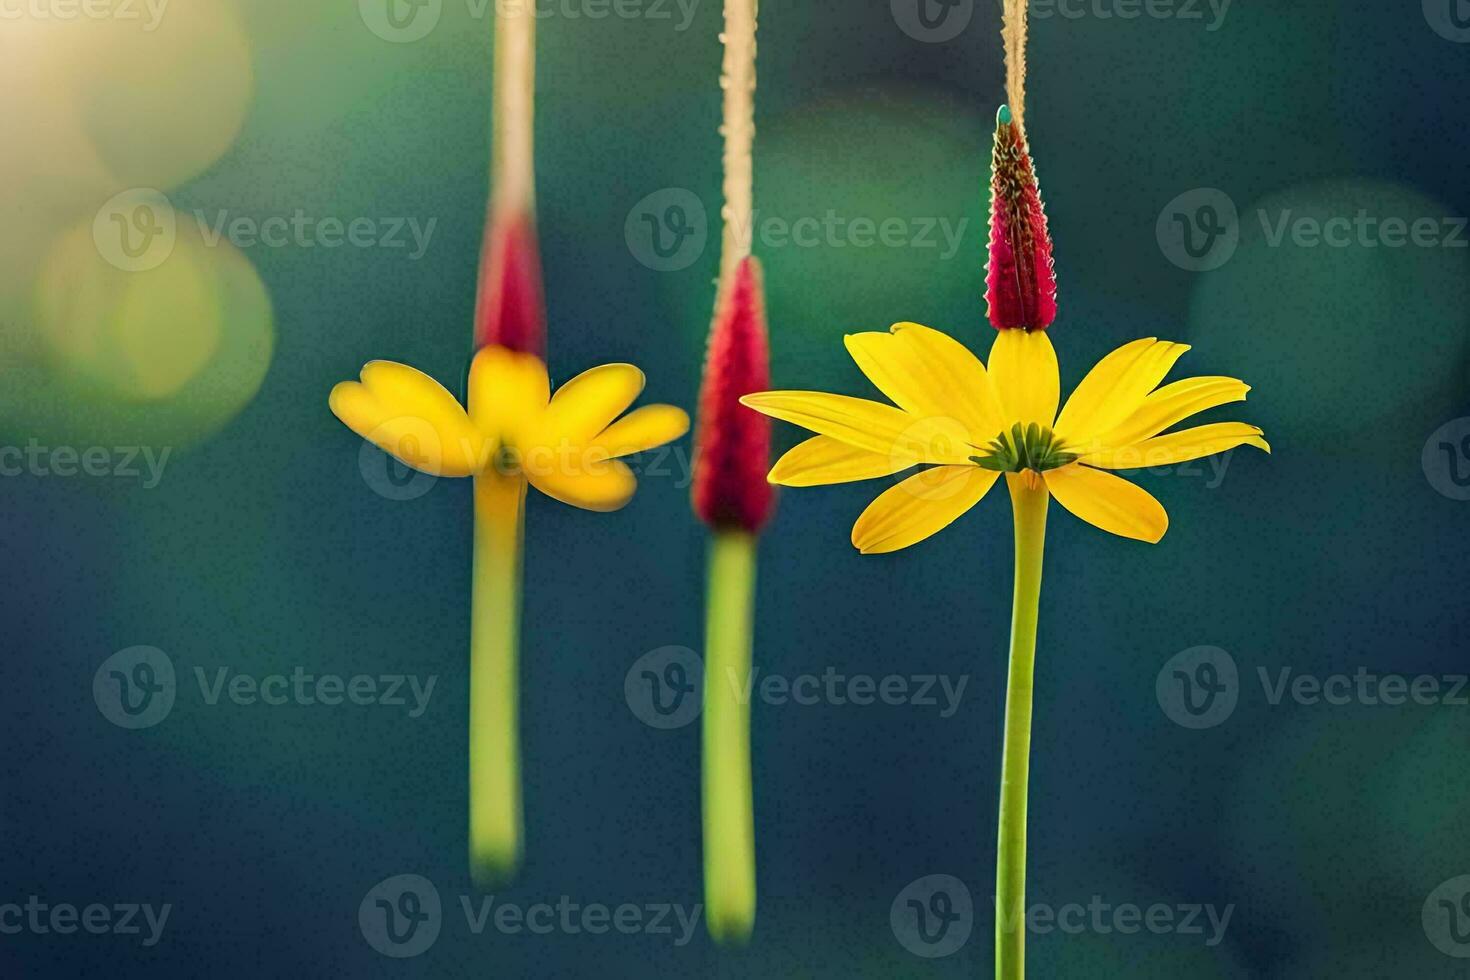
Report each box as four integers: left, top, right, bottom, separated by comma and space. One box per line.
329, 344, 690, 510
741, 324, 1268, 553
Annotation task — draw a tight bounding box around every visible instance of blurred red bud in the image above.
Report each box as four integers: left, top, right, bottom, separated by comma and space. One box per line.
474, 211, 546, 356
986, 106, 1057, 332
693, 256, 775, 533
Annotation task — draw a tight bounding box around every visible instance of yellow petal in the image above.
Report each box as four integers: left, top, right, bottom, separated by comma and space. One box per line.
1083, 376, 1250, 456
844, 323, 1005, 437
988, 328, 1060, 428
543, 363, 646, 445
329, 361, 484, 477
850, 465, 1000, 554
740, 391, 972, 465
1043, 463, 1169, 543
768, 435, 912, 487
523, 453, 637, 512
468, 345, 550, 443
1054, 339, 1190, 448
590, 404, 691, 458
1084, 423, 1270, 469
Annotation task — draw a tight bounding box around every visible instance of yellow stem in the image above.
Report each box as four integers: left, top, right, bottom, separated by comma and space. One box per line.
469, 471, 527, 883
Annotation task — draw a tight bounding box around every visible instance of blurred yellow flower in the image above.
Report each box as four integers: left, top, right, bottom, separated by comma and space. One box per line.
329, 344, 689, 511
742, 323, 1268, 553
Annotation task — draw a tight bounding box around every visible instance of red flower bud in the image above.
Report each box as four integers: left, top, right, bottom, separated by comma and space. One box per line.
474, 211, 546, 356
693, 256, 775, 533
985, 105, 1058, 331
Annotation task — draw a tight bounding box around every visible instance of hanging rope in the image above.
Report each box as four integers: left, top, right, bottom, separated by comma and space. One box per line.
1003, 0, 1028, 134
719, 0, 757, 282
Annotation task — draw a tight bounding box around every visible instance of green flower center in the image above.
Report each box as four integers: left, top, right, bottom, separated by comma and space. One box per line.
971, 423, 1077, 474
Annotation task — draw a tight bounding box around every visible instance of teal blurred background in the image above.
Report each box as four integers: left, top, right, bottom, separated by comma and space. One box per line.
3, 0, 1470, 975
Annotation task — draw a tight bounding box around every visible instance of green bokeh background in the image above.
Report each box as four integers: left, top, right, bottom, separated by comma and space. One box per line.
4, 0, 1470, 976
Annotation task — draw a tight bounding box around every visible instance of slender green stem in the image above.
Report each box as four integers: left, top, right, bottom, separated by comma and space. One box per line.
469, 472, 527, 883
996, 473, 1048, 980
702, 529, 758, 944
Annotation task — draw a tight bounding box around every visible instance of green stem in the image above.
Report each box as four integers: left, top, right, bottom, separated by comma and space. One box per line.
702, 529, 758, 944
996, 474, 1048, 980
469, 472, 527, 883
